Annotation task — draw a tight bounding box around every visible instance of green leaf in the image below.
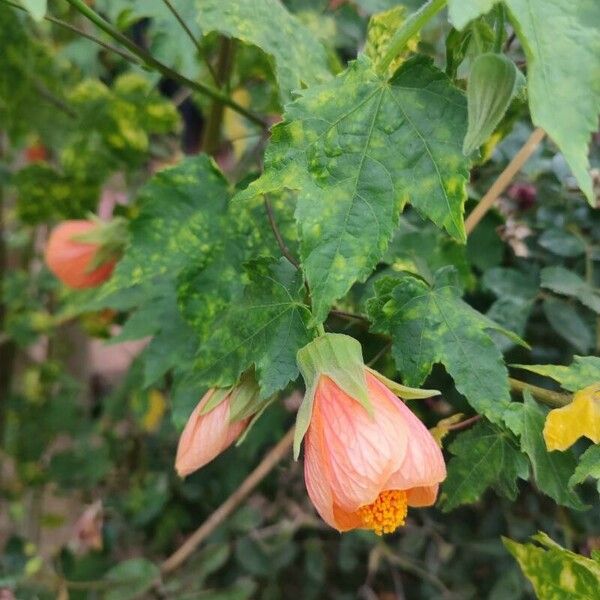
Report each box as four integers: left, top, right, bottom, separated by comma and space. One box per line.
105, 156, 229, 294
513, 356, 600, 392
543, 298, 593, 354
463, 53, 522, 155
97, 0, 201, 78
439, 420, 528, 511
541, 266, 600, 314
103, 558, 160, 600
504, 532, 600, 600
538, 228, 586, 258
367, 267, 521, 424
448, 0, 600, 203
192, 257, 312, 397
196, 0, 331, 103
90, 156, 232, 390
21, 0, 46, 21
238, 55, 469, 322
64, 74, 180, 178
504, 392, 585, 510
483, 267, 538, 349
384, 219, 474, 288
14, 164, 99, 225
569, 445, 600, 493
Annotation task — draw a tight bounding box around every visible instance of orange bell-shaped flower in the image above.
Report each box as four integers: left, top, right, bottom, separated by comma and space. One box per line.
175, 375, 262, 477
296, 334, 445, 535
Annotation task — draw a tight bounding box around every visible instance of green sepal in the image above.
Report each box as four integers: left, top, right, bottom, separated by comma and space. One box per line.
463, 53, 523, 155
365, 367, 440, 400
199, 387, 232, 416
234, 398, 276, 447
294, 333, 371, 459
228, 372, 265, 423
71, 214, 129, 273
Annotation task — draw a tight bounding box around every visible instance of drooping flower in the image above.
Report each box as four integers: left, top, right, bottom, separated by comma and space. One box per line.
175, 375, 262, 477
45, 218, 126, 289
296, 333, 446, 535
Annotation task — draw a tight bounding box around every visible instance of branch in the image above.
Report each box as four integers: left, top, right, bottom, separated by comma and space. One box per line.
446, 414, 482, 432
62, 0, 268, 128
264, 197, 300, 268
509, 377, 571, 408
465, 127, 546, 235
160, 427, 295, 575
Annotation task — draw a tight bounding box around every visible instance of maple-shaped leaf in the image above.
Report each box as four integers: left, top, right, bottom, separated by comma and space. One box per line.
447, 0, 600, 203
190, 257, 313, 398
439, 420, 528, 511
504, 392, 585, 510
237, 54, 469, 322
367, 267, 524, 423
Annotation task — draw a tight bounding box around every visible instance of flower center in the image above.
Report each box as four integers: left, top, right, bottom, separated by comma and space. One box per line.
358, 489, 408, 535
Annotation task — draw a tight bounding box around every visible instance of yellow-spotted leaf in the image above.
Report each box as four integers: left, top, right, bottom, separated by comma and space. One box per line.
543, 383, 600, 451
504, 532, 600, 599
238, 55, 469, 322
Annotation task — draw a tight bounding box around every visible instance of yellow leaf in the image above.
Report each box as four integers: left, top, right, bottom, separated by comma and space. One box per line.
142, 390, 167, 433
430, 413, 465, 447
543, 383, 600, 451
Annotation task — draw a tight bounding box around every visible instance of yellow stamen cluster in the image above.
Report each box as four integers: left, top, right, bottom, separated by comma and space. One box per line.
358, 489, 408, 535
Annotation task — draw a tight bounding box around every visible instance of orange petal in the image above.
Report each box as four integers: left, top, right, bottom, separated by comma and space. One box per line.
311, 373, 409, 512
385, 395, 446, 499
175, 390, 248, 477
406, 484, 439, 507
304, 411, 337, 529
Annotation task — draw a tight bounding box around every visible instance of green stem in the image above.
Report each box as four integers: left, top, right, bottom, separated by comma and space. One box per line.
63, 0, 267, 128
3, 0, 140, 63
316, 323, 326, 336
509, 377, 571, 408
378, 0, 447, 75
493, 4, 505, 53
202, 37, 236, 155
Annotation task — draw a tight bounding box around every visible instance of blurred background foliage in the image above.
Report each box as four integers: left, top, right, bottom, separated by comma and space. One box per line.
0, 0, 599, 599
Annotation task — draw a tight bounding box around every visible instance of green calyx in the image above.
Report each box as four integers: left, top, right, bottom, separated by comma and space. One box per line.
294, 333, 371, 459
71, 214, 129, 273
463, 53, 525, 156
199, 371, 267, 424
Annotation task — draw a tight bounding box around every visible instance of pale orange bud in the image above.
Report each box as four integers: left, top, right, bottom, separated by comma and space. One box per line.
304, 371, 446, 535
175, 388, 250, 477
